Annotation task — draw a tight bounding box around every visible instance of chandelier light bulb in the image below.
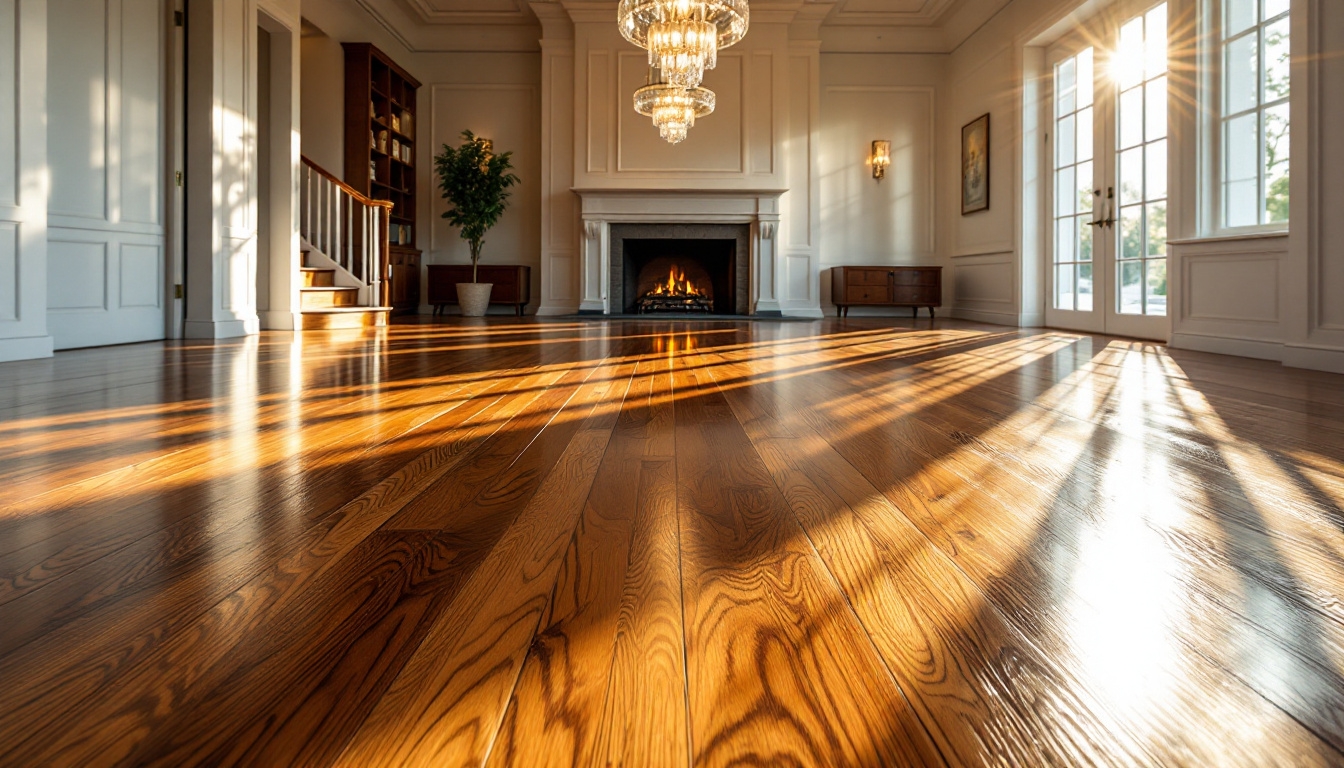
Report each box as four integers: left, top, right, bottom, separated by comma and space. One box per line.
634, 83, 716, 144
617, 0, 748, 89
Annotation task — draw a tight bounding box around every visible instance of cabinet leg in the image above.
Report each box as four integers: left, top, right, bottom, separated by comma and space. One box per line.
929, 307, 936, 318
912, 307, 917, 318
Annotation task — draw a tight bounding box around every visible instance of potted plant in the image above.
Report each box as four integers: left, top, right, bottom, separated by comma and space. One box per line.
434, 130, 520, 316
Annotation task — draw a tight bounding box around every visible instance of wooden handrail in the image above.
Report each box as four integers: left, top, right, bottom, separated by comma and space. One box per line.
300, 154, 394, 310
300, 155, 395, 209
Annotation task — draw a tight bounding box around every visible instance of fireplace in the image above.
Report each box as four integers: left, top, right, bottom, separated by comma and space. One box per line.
610, 223, 751, 315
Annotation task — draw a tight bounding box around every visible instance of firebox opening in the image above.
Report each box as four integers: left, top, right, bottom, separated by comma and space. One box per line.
622, 238, 735, 314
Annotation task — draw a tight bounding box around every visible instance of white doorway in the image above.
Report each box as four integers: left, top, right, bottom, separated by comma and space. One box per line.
1044, 0, 1171, 340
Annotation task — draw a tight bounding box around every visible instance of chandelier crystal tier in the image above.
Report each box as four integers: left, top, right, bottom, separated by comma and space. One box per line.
633, 82, 716, 144
618, 0, 748, 89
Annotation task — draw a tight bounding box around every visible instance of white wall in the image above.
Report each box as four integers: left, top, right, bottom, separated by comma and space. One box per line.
0, 0, 53, 362
299, 23, 344, 176
414, 52, 542, 314
944, 40, 1022, 325
819, 53, 943, 315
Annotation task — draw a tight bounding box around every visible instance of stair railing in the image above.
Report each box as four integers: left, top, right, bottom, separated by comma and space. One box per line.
299, 155, 393, 307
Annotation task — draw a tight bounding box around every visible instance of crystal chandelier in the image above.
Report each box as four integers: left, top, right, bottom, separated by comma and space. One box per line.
634, 81, 715, 144
618, 0, 748, 90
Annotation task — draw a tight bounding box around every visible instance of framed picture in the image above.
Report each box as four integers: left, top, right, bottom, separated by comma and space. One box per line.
961, 113, 990, 215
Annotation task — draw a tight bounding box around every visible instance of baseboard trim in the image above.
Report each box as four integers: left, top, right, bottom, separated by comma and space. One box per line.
0, 335, 55, 363
951, 307, 1021, 326
258, 310, 298, 331
184, 319, 252, 340
782, 307, 824, 319
1282, 343, 1344, 374
1169, 332, 1284, 362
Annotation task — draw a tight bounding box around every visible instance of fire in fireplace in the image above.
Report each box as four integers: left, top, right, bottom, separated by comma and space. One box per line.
636, 264, 713, 313
617, 230, 745, 315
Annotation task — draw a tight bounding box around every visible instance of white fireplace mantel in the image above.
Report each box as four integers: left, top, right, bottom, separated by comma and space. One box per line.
575, 189, 784, 315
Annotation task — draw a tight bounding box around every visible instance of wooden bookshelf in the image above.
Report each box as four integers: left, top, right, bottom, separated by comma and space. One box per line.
342, 42, 423, 314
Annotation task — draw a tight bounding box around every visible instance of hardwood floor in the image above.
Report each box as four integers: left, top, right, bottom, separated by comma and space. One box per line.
2, 317, 1343, 767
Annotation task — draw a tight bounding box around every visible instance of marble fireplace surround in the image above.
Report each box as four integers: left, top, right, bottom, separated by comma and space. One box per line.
575, 190, 784, 316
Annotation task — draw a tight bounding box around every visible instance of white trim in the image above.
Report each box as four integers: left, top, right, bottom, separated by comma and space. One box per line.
1170, 330, 1283, 361
0, 335, 55, 363
953, 307, 1021, 325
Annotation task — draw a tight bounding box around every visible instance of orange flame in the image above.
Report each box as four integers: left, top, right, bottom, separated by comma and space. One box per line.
649, 265, 704, 298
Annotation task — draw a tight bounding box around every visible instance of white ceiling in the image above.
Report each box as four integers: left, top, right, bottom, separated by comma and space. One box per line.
345, 0, 1009, 52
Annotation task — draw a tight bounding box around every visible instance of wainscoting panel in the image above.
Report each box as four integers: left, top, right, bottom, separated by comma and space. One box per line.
616, 52, 744, 174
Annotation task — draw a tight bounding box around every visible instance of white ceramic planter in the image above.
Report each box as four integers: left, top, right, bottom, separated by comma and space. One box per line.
457, 282, 494, 317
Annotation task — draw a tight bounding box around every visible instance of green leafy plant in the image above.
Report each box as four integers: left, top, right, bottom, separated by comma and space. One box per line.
434, 130, 520, 282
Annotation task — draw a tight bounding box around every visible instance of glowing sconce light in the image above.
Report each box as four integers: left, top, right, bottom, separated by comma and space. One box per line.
870, 140, 891, 181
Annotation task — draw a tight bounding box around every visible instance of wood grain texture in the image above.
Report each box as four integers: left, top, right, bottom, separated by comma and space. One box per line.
671, 356, 944, 768
0, 317, 1342, 767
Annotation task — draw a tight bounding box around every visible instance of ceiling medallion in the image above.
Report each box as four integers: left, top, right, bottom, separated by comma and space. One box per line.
633, 81, 716, 144
619, 0, 747, 143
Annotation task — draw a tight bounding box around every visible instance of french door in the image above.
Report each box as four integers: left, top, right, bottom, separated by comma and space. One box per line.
1045, 0, 1170, 340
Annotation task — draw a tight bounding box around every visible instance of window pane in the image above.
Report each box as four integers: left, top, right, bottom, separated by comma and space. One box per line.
1057, 114, 1076, 167
1057, 58, 1077, 115
1226, 0, 1256, 37
1265, 103, 1290, 223
1117, 18, 1146, 90
1146, 259, 1168, 316
1057, 167, 1076, 217
1146, 202, 1168, 257
1120, 260, 1144, 314
1078, 215, 1093, 261
1120, 147, 1145, 205
1264, 0, 1289, 20
1057, 217, 1076, 263
1120, 86, 1144, 148
1224, 32, 1259, 116
1146, 4, 1168, 79
1078, 48, 1095, 107
1056, 264, 1076, 310
1225, 112, 1259, 227
1078, 262, 1094, 311
1120, 205, 1144, 259
1225, 179, 1258, 227
1146, 76, 1168, 140
1078, 106, 1094, 160
1077, 160, 1094, 214
1147, 140, 1168, 200
1265, 19, 1290, 102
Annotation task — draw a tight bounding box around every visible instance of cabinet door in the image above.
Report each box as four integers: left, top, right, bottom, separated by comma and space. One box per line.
846, 285, 892, 304
849, 268, 891, 286
893, 269, 939, 287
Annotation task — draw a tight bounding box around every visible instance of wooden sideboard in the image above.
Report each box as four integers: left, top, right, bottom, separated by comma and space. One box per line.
831, 266, 942, 317
427, 265, 532, 316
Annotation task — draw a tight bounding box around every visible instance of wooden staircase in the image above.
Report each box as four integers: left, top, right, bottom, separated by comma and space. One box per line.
299, 155, 394, 331
299, 253, 390, 329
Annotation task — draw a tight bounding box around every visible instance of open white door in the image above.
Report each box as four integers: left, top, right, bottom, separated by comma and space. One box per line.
1045, 0, 1172, 340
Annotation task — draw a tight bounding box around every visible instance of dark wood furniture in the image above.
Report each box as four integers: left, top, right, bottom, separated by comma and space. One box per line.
428, 265, 532, 316
343, 42, 422, 315
831, 265, 942, 317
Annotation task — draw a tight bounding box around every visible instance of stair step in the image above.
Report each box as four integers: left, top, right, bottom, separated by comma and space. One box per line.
299, 307, 392, 331
300, 286, 359, 309
300, 267, 336, 288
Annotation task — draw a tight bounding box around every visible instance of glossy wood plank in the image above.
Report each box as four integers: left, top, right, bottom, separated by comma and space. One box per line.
331, 362, 634, 768
671, 355, 944, 768
1, 318, 1343, 767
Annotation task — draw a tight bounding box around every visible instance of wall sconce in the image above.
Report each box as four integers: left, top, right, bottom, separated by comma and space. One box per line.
870, 140, 891, 181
